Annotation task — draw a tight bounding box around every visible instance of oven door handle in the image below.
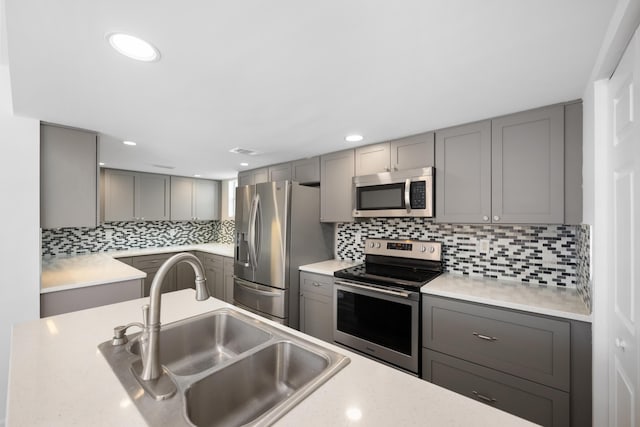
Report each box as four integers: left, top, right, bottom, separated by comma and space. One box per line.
335, 280, 412, 298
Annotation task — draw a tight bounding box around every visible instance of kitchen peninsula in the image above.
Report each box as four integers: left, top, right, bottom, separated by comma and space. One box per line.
7, 291, 535, 426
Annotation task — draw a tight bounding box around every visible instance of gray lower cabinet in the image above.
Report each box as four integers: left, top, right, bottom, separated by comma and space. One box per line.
103, 169, 170, 221
170, 177, 220, 221
40, 123, 98, 229
40, 278, 142, 317
423, 350, 570, 427
223, 257, 234, 304
421, 295, 591, 427
238, 168, 268, 186
198, 252, 225, 301
131, 253, 177, 297
176, 254, 196, 290
320, 149, 355, 222
291, 156, 320, 184
299, 272, 333, 342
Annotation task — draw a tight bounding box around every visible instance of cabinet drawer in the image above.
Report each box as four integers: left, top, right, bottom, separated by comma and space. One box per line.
423, 296, 570, 391
300, 272, 333, 297
423, 350, 569, 427
130, 253, 174, 270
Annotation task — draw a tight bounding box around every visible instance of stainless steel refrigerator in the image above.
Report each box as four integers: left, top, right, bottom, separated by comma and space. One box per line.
234, 180, 333, 328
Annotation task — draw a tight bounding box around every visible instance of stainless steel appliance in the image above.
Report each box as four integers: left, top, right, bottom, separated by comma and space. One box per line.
352, 167, 434, 218
234, 181, 333, 328
333, 238, 442, 375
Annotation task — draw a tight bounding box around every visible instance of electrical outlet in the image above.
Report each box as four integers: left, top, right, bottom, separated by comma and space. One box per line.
168, 229, 177, 237
104, 230, 114, 239
477, 239, 490, 254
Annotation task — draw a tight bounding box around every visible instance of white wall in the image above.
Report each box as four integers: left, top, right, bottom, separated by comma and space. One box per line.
0, 4, 41, 425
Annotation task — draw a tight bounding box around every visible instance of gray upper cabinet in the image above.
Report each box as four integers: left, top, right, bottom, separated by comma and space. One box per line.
291, 156, 320, 184
389, 132, 435, 171
435, 121, 492, 223
268, 163, 292, 182
355, 143, 391, 175
170, 177, 220, 221
491, 105, 564, 224
320, 149, 355, 222
40, 124, 98, 228
564, 102, 583, 225
355, 132, 435, 176
238, 168, 268, 186
103, 169, 170, 221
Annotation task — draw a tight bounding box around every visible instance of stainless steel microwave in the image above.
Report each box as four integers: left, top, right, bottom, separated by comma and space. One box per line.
352, 167, 434, 218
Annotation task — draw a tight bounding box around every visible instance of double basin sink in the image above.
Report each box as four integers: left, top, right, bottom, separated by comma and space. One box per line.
98, 308, 350, 427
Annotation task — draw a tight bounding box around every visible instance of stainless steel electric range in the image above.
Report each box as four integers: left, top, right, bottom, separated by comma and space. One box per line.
333, 238, 443, 375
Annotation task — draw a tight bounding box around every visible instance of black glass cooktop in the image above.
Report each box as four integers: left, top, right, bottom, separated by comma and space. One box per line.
334, 262, 441, 291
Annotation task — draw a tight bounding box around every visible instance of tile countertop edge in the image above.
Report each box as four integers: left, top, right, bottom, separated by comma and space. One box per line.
7, 290, 536, 427
421, 273, 592, 323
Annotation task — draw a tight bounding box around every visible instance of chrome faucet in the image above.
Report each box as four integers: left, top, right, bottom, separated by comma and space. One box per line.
139, 252, 209, 391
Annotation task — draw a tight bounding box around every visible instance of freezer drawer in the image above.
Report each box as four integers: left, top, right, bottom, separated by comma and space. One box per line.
233, 277, 289, 319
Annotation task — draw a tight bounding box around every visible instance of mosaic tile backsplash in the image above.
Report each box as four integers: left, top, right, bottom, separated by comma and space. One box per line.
336, 219, 580, 288
42, 220, 235, 257
575, 224, 592, 310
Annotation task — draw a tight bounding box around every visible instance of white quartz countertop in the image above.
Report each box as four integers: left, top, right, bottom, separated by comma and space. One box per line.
421, 273, 591, 322
299, 259, 362, 275
41, 243, 234, 293
7, 291, 535, 427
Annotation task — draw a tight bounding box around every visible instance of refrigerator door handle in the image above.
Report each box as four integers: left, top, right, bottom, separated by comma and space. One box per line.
235, 278, 282, 297
247, 193, 260, 269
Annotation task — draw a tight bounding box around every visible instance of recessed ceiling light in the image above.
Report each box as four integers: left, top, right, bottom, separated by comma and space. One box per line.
122, 140, 137, 146
240, 162, 249, 167
107, 33, 160, 62
345, 134, 363, 143
194, 174, 201, 178
99, 162, 105, 166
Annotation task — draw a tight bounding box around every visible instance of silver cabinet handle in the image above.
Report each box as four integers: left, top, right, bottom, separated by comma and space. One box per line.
482, 215, 489, 221
385, 166, 390, 172
493, 215, 500, 221
472, 391, 497, 404
473, 332, 498, 342
393, 165, 398, 171
312, 282, 321, 287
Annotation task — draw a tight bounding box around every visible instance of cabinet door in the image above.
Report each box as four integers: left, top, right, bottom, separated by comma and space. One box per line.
435, 121, 491, 223
40, 124, 97, 228
104, 169, 136, 221
194, 179, 220, 220
291, 157, 320, 184
355, 142, 390, 175
320, 149, 355, 222
170, 176, 194, 220
390, 132, 435, 171
223, 257, 234, 303
252, 168, 269, 184
300, 292, 332, 342
176, 260, 196, 290
238, 171, 253, 187
205, 264, 224, 300
137, 173, 170, 221
268, 163, 292, 182
491, 105, 564, 224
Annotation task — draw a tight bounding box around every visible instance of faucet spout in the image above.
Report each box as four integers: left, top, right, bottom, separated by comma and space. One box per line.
140, 252, 209, 382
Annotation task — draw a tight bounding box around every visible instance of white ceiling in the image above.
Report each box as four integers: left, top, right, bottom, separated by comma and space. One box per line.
5, 0, 616, 180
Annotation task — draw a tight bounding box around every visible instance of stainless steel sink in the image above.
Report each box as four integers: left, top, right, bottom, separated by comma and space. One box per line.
98, 308, 349, 427
186, 342, 331, 427
128, 310, 272, 376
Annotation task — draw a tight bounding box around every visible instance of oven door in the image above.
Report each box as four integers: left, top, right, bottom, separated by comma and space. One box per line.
333, 280, 420, 373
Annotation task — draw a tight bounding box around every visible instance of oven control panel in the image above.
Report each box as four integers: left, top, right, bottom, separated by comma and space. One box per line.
364, 238, 442, 261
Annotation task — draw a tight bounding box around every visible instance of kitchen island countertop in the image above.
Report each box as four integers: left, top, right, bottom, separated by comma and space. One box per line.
41, 243, 234, 293
7, 290, 535, 427
422, 272, 591, 322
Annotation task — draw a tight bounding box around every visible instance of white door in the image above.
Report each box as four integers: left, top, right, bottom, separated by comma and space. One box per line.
606, 29, 640, 427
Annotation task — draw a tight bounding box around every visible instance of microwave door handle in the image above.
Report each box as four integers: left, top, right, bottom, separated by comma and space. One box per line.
404, 178, 411, 213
